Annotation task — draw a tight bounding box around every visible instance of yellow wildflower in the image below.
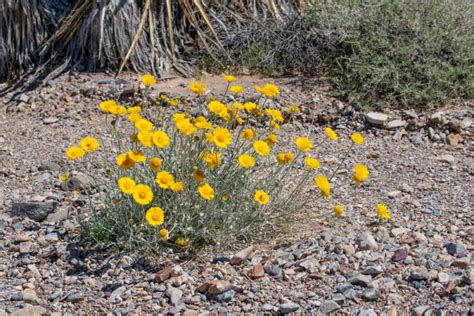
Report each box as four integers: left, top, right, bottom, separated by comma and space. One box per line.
176, 119, 197, 136
152, 130, 170, 148
176, 238, 188, 247
241, 129, 255, 141
145, 207, 164, 227
325, 127, 338, 142
66, 146, 85, 160
334, 205, 344, 218
253, 140, 270, 156
266, 133, 277, 145
156, 171, 175, 189
172, 113, 189, 122
171, 181, 185, 192
295, 137, 312, 152
244, 102, 258, 114
229, 85, 244, 94
351, 132, 364, 145
198, 183, 215, 200
141, 74, 157, 87
233, 102, 245, 110
223, 75, 237, 82
109, 105, 127, 115
202, 152, 222, 169
127, 106, 141, 114
287, 105, 301, 113
276, 152, 294, 164
189, 82, 207, 95
127, 150, 146, 163
135, 118, 153, 131
168, 99, 179, 107
128, 113, 142, 123
315, 175, 331, 198
117, 153, 134, 169
137, 131, 153, 147
59, 173, 69, 181
212, 127, 232, 148
159, 228, 169, 241
194, 116, 212, 129
132, 184, 154, 205
376, 203, 392, 220
79, 137, 100, 152
118, 177, 136, 195
353, 163, 369, 185
255, 83, 280, 98
99, 100, 117, 113
304, 157, 320, 170
193, 168, 205, 182
254, 190, 270, 205
149, 157, 162, 173
238, 154, 255, 168
265, 109, 284, 123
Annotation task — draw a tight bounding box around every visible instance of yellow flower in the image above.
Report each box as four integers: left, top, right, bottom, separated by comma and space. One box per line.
233, 102, 245, 110
159, 228, 169, 241
238, 154, 255, 168
253, 140, 270, 156
255, 83, 280, 98
59, 173, 69, 181
176, 119, 197, 136
315, 175, 331, 198
212, 127, 232, 148
99, 100, 117, 113
66, 146, 85, 160
208, 101, 230, 121
241, 129, 255, 141
229, 85, 243, 94
127, 106, 141, 114
304, 157, 320, 170
270, 120, 280, 130
118, 177, 136, 195
176, 238, 188, 247
117, 153, 135, 169
156, 171, 174, 189
137, 131, 153, 147
193, 168, 205, 182
149, 157, 162, 173
353, 163, 369, 185
132, 184, 154, 205
127, 150, 146, 163
276, 152, 294, 164
145, 207, 164, 227
221, 194, 229, 202
202, 152, 222, 169
244, 102, 258, 114
351, 132, 364, 145
189, 82, 207, 95
198, 183, 215, 200
287, 105, 301, 113
141, 74, 157, 87
194, 116, 212, 129
266, 133, 277, 145
204, 132, 213, 143
325, 127, 338, 142
254, 190, 269, 205
172, 113, 189, 122
135, 118, 153, 131
223, 75, 237, 82
128, 113, 142, 123
168, 99, 179, 107
334, 205, 344, 218
376, 203, 391, 220
295, 137, 312, 152
265, 109, 284, 123
171, 181, 185, 192
152, 131, 170, 148
109, 105, 127, 115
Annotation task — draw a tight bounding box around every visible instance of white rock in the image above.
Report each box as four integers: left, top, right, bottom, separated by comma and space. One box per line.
386, 119, 406, 129
366, 112, 388, 127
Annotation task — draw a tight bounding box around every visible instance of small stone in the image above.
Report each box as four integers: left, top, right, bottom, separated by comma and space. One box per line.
366, 112, 388, 127
446, 134, 462, 146
446, 241, 466, 257
67, 292, 84, 302
247, 264, 264, 279
10, 304, 46, 316
342, 244, 355, 255
358, 309, 377, 316
109, 286, 126, 302
401, 183, 414, 193
392, 248, 408, 262
166, 287, 183, 305
156, 266, 173, 283
230, 246, 255, 265
10, 202, 58, 221
361, 288, 380, 301
413, 305, 430, 316
452, 257, 470, 270
387, 191, 401, 198
391, 227, 410, 237
38, 161, 60, 171
45, 208, 69, 223
437, 272, 450, 284
410, 267, 429, 281
44, 232, 59, 241
264, 263, 282, 278
262, 304, 274, 311
318, 300, 340, 314
215, 289, 235, 303
437, 154, 455, 164
278, 302, 300, 314
20, 289, 38, 304
413, 232, 427, 243
207, 280, 232, 295
386, 306, 398, 316
386, 119, 406, 129
429, 112, 446, 127
357, 232, 378, 250
362, 266, 383, 276
43, 117, 59, 124
348, 274, 372, 287
299, 258, 318, 272
61, 174, 92, 191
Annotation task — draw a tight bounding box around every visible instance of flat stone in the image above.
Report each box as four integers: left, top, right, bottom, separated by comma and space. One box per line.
278, 302, 300, 314
45, 208, 69, 223
67, 292, 84, 302
446, 241, 466, 257
318, 300, 340, 314
366, 112, 388, 127
230, 246, 255, 265
247, 264, 264, 279
43, 117, 59, 124
207, 280, 232, 295
156, 266, 173, 283
10, 304, 46, 316
387, 190, 401, 198
262, 304, 274, 311
357, 232, 378, 250
358, 309, 377, 316
437, 272, 450, 284
38, 161, 61, 171
349, 274, 372, 287
446, 134, 462, 146
10, 202, 58, 221
392, 248, 408, 262
413, 305, 430, 316
61, 174, 92, 191
215, 289, 235, 303
166, 286, 183, 305
391, 227, 410, 237
362, 266, 383, 276
361, 288, 380, 301
410, 267, 429, 281
109, 285, 126, 302
386, 119, 406, 129
437, 154, 455, 164
20, 289, 39, 304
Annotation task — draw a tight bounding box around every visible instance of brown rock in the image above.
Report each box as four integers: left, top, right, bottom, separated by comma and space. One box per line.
230, 246, 255, 265
208, 280, 233, 295
155, 266, 173, 283
247, 264, 264, 280
446, 134, 462, 146
392, 248, 408, 262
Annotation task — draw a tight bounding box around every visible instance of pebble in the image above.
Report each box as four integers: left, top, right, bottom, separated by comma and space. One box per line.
318, 300, 340, 314
366, 112, 388, 127
357, 232, 378, 250
67, 292, 84, 303
445, 241, 466, 257
361, 288, 380, 301
358, 309, 377, 316
349, 274, 372, 287
166, 287, 183, 305
437, 154, 455, 164
278, 302, 300, 314
230, 246, 255, 265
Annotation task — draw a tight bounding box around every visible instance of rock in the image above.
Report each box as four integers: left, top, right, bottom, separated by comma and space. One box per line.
318, 300, 340, 314
437, 272, 450, 284
230, 246, 255, 265
437, 154, 455, 164
391, 227, 410, 237
446, 134, 462, 146
166, 287, 183, 305
264, 263, 282, 278
10, 201, 58, 221
386, 306, 398, 316
451, 257, 470, 270
413, 305, 430, 316
10, 304, 46, 316
429, 112, 446, 127
156, 266, 173, 283
20, 289, 39, 304
67, 292, 85, 302
387, 191, 401, 198
45, 208, 69, 223
358, 309, 377, 316
299, 258, 318, 272
410, 267, 429, 281
207, 280, 232, 295
43, 117, 59, 124
366, 112, 388, 127
392, 248, 408, 262
446, 241, 466, 257
262, 304, 274, 312
109, 285, 126, 302
342, 244, 355, 255
349, 274, 372, 287
361, 288, 380, 301
278, 302, 300, 314
215, 290, 235, 303
400, 183, 414, 193
386, 119, 406, 129
38, 161, 60, 171
413, 232, 427, 243
61, 174, 92, 191
362, 266, 383, 276
357, 232, 378, 250
44, 232, 59, 241
247, 264, 264, 279
411, 134, 423, 145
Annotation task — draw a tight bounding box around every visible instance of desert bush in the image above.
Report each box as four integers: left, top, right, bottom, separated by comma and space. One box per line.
65, 75, 389, 253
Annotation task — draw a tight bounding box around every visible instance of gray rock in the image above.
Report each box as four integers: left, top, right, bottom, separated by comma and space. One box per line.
318, 300, 340, 314
264, 263, 282, 278
109, 285, 126, 303
61, 173, 92, 191
386, 119, 406, 129
36, 173, 52, 183
391, 227, 410, 236
411, 134, 423, 145
349, 274, 372, 287
413, 305, 430, 316
278, 302, 300, 314
331, 293, 346, 305
215, 289, 235, 303
366, 112, 388, 127
45, 208, 69, 223
10, 304, 46, 316
361, 288, 380, 301
446, 241, 466, 257
437, 272, 450, 284
262, 304, 274, 311
67, 292, 84, 302
410, 267, 429, 281
10, 202, 58, 221
38, 161, 60, 171
358, 309, 377, 316
362, 266, 383, 276
357, 232, 378, 250
166, 286, 183, 305
43, 117, 59, 124
401, 183, 414, 193
437, 154, 455, 164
